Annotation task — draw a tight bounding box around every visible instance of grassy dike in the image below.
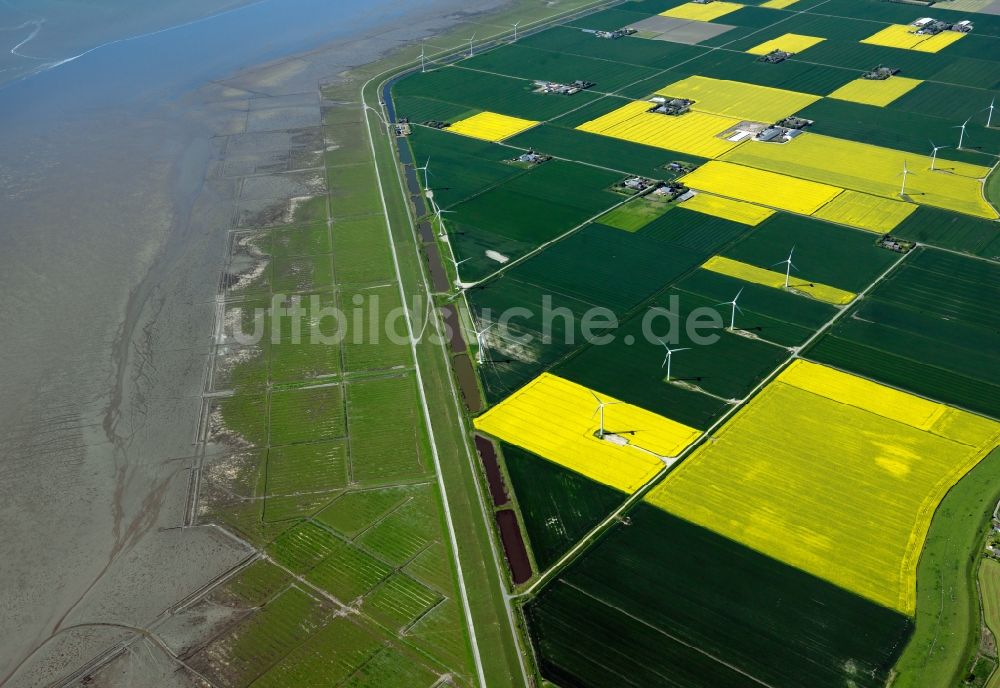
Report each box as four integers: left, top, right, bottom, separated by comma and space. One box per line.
333, 1, 621, 685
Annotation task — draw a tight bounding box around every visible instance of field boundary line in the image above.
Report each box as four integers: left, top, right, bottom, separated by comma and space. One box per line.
563, 581, 778, 687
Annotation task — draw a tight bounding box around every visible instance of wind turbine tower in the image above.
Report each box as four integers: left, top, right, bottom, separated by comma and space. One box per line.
590, 391, 621, 440
955, 115, 971, 149
716, 288, 744, 331
660, 342, 689, 382
474, 321, 495, 364
899, 160, 910, 198
772, 247, 798, 289
929, 141, 948, 171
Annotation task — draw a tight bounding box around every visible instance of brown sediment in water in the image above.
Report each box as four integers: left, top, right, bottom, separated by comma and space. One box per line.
475, 434, 509, 506
495, 509, 532, 584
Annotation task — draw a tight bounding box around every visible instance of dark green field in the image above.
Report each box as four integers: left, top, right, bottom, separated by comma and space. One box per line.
502, 443, 624, 571
807, 248, 1000, 417
526, 505, 913, 688
893, 206, 1000, 259
554, 292, 787, 426
721, 213, 900, 292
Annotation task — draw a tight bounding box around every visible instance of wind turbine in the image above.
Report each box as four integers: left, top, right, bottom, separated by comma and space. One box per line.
433, 205, 454, 237
453, 255, 471, 282
929, 141, 948, 171
659, 342, 689, 382
512, 21, 520, 41
772, 246, 798, 289
954, 115, 971, 149
468, 33, 477, 57
474, 321, 495, 364
715, 287, 744, 331
898, 160, 910, 197
417, 158, 431, 189
589, 391, 621, 440
986, 96, 995, 128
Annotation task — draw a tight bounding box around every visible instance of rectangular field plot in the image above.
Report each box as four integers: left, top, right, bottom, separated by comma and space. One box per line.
656, 76, 819, 124
340, 285, 412, 372
660, 1, 743, 20
516, 25, 709, 70
701, 256, 857, 306
526, 505, 913, 688
891, 206, 1000, 258
681, 192, 774, 225
576, 101, 743, 158
347, 374, 428, 486
634, 204, 750, 254
745, 32, 825, 55
861, 24, 966, 53
827, 76, 923, 107
812, 189, 917, 232
680, 161, 843, 215
596, 196, 674, 231
330, 215, 395, 286
448, 111, 540, 142
263, 440, 348, 501
647, 360, 1000, 613
808, 249, 1000, 417
721, 133, 997, 218
505, 222, 703, 313
268, 383, 346, 446
503, 443, 625, 570
474, 373, 700, 493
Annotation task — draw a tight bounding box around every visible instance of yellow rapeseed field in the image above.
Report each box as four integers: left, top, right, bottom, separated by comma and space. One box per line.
474, 373, 700, 493
682, 193, 775, 225
722, 134, 998, 219
679, 161, 843, 214
812, 189, 917, 232
702, 255, 857, 304
656, 75, 820, 123
760, 0, 798, 7
745, 33, 826, 56
577, 100, 742, 158
861, 24, 966, 53
447, 111, 539, 142
646, 360, 1000, 614
660, 1, 744, 21
827, 76, 924, 107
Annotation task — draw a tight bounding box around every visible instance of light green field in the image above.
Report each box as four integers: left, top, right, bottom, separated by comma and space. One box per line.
596, 195, 673, 232
891, 448, 1000, 688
